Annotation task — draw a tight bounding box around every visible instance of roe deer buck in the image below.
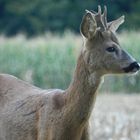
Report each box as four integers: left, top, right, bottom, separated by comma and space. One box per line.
0, 6, 139, 140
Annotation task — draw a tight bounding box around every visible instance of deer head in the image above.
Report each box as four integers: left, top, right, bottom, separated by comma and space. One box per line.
80, 6, 140, 75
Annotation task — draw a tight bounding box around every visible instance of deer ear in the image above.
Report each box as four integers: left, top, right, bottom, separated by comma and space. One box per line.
80, 11, 97, 39
108, 15, 125, 32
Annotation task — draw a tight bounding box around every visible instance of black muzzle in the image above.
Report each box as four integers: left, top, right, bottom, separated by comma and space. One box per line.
123, 62, 140, 73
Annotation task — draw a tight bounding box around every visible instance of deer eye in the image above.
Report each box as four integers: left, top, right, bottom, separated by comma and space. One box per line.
106, 47, 116, 52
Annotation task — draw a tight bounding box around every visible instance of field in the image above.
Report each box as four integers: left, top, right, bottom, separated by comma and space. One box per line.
0, 31, 140, 92
90, 94, 140, 140
0, 32, 140, 139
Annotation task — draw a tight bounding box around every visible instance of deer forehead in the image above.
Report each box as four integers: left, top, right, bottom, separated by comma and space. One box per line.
84, 30, 120, 52
102, 31, 119, 44
96, 31, 119, 47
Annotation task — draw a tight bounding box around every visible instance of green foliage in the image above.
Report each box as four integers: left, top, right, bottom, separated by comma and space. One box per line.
0, 33, 77, 89
0, 32, 140, 93
0, 0, 140, 36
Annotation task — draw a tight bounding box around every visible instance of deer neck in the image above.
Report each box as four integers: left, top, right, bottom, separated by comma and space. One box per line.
65, 51, 102, 123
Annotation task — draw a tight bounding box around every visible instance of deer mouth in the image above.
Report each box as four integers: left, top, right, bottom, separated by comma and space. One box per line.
123, 62, 140, 73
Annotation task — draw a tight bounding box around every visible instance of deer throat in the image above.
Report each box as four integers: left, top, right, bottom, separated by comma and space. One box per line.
64, 54, 103, 125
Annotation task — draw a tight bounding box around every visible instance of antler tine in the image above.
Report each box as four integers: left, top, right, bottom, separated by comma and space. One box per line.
104, 5, 107, 16
102, 5, 108, 29
85, 9, 92, 14
98, 5, 102, 16
96, 5, 105, 31
90, 10, 97, 14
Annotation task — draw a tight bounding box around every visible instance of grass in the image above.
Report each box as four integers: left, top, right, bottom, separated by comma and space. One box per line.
0, 33, 78, 89
0, 31, 140, 92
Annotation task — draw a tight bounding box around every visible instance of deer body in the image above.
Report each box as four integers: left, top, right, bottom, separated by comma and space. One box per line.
0, 6, 139, 140
0, 54, 100, 140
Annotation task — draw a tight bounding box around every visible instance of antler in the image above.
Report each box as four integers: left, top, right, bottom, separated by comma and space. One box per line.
95, 6, 105, 31
102, 6, 108, 30
86, 5, 125, 32
90, 5, 108, 31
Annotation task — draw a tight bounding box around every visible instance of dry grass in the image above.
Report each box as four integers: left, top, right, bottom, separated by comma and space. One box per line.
90, 94, 140, 140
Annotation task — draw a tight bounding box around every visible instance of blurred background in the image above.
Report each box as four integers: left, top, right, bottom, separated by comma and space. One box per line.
0, 0, 140, 92
0, 0, 140, 139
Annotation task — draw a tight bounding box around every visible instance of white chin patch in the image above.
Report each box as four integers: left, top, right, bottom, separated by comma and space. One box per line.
88, 72, 103, 86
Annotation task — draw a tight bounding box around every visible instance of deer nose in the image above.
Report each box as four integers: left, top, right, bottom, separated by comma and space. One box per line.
123, 62, 140, 73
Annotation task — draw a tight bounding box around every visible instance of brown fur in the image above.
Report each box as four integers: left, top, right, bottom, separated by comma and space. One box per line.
0, 6, 139, 140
